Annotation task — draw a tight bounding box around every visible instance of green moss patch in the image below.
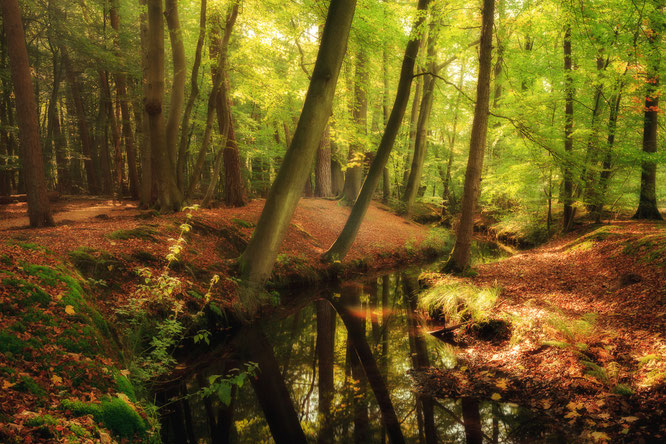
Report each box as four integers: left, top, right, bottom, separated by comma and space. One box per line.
68, 247, 124, 280
107, 226, 158, 242
62, 397, 147, 439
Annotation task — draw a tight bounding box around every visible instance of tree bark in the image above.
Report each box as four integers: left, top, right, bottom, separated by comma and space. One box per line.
315, 126, 333, 197
237, 0, 357, 286
316, 299, 336, 444
165, 0, 186, 176
443, 0, 495, 272
95, 71, 114, 195
138, 0, 152, 208
633, 3, 663, 220
2, 0, 54, 226
145, 0, 183, 211
322, 0, 431, 262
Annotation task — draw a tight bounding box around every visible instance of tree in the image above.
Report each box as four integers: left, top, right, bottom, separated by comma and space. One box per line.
238, 0, 357, 286
562, 25, 575, 230
633, 0, 664, 220
1, 0, 54, 227
443, 0, 495, 272
322, 0, 431, 262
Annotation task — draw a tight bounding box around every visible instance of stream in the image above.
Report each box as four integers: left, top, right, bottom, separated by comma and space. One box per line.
158, 243, 571, 443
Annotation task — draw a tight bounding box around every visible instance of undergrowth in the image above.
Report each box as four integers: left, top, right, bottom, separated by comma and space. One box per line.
418, 277, 500, 324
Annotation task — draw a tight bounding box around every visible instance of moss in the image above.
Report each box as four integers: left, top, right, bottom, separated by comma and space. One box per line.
131, 250, 158, 263
612, 384, 634, 396
26, 414, 58, 427
21, 308, 56, 325
114, 372, 137, 403
0, 330, 26, 355
0, 254, 12, 266
68, 247, 123, 280
16, 375, 47, 398
62, 397, 146, 439
107, 226, 158, 242
56, 327, 98, 356
1, 277, 51, 308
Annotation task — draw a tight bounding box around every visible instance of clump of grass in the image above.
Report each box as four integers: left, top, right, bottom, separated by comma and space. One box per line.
492, 212, 550, 247
421, 228, 454, 258
232, 217, 255, 228
107, 226, 158, 242
418, 278, 500, 324
612, 384, 634, 396
546, 312, 597, 342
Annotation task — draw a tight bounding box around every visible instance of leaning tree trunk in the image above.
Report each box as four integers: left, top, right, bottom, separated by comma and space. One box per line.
633, 3, 663, 220
145, 0, 183, 211
1, 0, 54, 227
322, 0, 430, 262
562, 25, 575, 230
238, 0, 357, 286
443, 0, 495, 272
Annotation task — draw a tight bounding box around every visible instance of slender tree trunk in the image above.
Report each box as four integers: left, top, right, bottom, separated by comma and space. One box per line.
165, 0, 186, 176
633, 3, 663, 220
138, 0, 152, 208
322, 0, 431, 262
403, 27, 439, 215
96, 71, 114, 195
562, 25, 575, 230
238, 0, 357, 286
2, 0, 54, 226
382, 44, 391, 203
593, 91, 622, 221
461, 398, 483, 444
145, 0, 183, 211
101, 70, 123, 196
177, 0, 206, 192
62, 48, 99, 194
342, 50, 367, 204
317, 299, 336, 444
443, 0, 495, 272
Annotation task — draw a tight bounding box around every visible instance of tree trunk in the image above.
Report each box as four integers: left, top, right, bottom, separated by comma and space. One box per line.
403, 28, 438, 215
95, 71, 114, 195
593, 91, 622, 221
237, 0, 356, 286
145, 0, 183, 211
101, 70, 124, 196
177, 0, 206, 192
62, 48, 99, 194
633, 4, 663, 220
461, 398, 483, 444
322, 0, 430, 262
562, 25, 575, 230
443, 0, 495, 272
342, 50, 368, 204
382, 45, 391, 203
138, 0, 152, 208
165, 0, 186, 177
2, 0, 54, 226
315, 126, 333, 197
316, 299, 336, 444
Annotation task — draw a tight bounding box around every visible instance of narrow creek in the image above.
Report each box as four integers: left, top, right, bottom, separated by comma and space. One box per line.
158, 243, 570, 443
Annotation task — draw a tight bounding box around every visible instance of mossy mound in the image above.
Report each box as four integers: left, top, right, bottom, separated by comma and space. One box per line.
62, 397, 147, 439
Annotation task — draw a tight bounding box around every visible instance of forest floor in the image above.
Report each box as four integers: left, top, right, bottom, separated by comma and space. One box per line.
415, 220, 666, 443
0, 196, 436, 442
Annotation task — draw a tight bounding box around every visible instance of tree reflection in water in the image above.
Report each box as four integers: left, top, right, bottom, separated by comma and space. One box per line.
158, 270, 567, 443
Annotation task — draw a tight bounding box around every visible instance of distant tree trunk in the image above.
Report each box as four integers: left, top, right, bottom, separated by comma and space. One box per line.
403, 29, 438, 215
164, 0, 186, 179
382, 45, 391, 203
110, 0, 139, 199
96, 71, 114, 195
443, 0, 495, 272
593, 91, 622, 222
562, 25, 575, 230
101, 70, 124, 196
138, 0, 152, 208
342, 50, 368, 204
145, 0, 183, 211
441, 67, 465, 224
62, 48, 99, 194
633, 4, 663, 220
315, 126, 333, 197
237, 0, 356, 286
177, 0, 206, 192
2, 0, 54, 226
461, 398, 483, 444
322, 0, 430, 262
46, 50, 70, 194
404, 69, 423, 189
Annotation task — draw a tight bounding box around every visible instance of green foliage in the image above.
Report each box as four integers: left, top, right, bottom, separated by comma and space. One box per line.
25, 414, 58, 427
68, 247, 123, 280
418, 278, 500, 324
200, 363, 259, 406
62, 397, 147, 439
421, 228, 454, 258
232, 218, 255, 228
16, 375, 47, 398
612, 384, 634, 396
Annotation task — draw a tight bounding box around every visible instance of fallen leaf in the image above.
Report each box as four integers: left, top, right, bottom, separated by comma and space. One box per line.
491, 393, 502, 401
51, 375, 63, 385
622, 416, 639, 423
495, 378, 508, 390
590, 431, 610, 442
2, 380, 16, 389
564, 411, 580, 419
65, 305, 76, 315
541, 400, 552, 409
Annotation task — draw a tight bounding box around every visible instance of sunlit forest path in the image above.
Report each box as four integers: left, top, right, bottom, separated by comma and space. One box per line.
417, 221, 666, 441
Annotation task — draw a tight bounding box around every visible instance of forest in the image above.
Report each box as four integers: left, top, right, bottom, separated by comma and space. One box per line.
0, 0, 664, 442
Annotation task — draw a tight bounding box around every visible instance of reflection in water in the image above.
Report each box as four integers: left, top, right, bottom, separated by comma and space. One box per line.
159, 270, 568, 443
